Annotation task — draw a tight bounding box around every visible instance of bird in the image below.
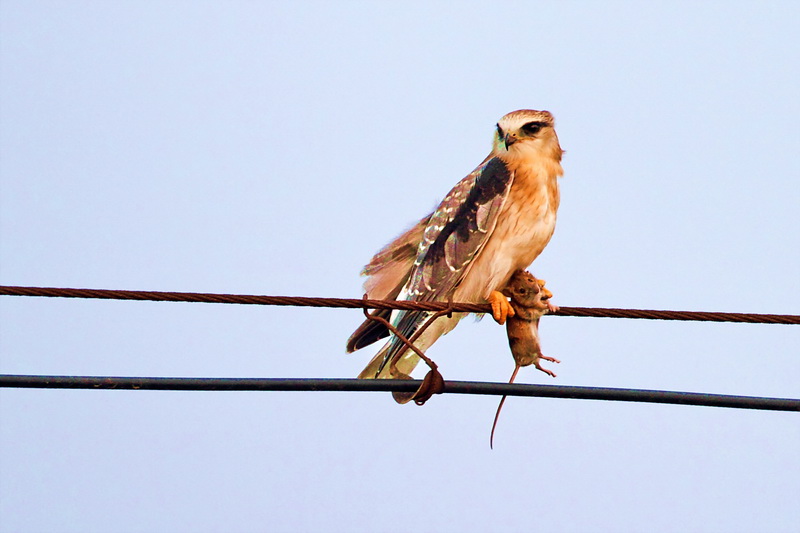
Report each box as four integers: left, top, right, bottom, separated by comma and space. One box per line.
347, 109, 564, 379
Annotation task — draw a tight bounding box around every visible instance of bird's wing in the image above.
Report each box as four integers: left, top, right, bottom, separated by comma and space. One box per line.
405, 156, 513, 302
378, 157, 514, 370
362, 213, 432, 296
346, 214, 431, 352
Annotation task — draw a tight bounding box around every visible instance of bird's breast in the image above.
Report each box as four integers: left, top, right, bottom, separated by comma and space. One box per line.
498, 164, 560, 264
454, 161, 561, 301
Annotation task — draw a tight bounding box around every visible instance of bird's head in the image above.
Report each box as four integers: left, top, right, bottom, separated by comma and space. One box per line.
492, 109, 563, 163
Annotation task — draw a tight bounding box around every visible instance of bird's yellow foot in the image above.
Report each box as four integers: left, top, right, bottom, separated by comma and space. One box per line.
488, 290, 515, 325
537, 279, 559, 313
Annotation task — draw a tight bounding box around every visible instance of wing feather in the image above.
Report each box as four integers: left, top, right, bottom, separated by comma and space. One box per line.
406, 157, 513, 301
347, 214, 431, 352
377, 157, 514, 372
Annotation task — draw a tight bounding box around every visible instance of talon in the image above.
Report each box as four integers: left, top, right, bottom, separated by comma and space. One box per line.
488, 290, 515, 325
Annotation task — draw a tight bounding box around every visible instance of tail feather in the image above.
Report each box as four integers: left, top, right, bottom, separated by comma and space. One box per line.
355, 312, 466, 379
346, 309, 392, 353
357, 342, 421, 379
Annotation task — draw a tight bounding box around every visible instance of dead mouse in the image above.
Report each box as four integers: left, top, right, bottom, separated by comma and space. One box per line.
491, 269, 561, 448
503, 269, 560, 377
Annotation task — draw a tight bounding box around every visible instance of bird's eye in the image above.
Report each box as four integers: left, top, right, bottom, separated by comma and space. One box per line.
517, 288, 527, 295
522, 122, 544, 135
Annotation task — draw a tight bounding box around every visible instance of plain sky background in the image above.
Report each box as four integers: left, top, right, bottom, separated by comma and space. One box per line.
1, 1, 798, 532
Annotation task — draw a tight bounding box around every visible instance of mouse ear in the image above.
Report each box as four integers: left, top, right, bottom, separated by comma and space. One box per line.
502, 269, 525, 295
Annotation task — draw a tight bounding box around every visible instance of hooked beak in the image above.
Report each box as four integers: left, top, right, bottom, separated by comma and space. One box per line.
504, 133, 518, 150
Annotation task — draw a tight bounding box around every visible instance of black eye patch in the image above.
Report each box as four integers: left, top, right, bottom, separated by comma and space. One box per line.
521, 121, 547, 135
496, 123, 504, 137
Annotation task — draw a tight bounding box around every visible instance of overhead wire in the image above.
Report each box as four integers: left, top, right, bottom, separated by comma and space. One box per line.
1, 285, 798, 324
1, 285, 797, 412
1, 375, 798, 412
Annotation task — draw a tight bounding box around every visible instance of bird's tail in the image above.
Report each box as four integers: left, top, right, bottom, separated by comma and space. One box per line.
357, 340, 421, 379
356, 312, 465, 379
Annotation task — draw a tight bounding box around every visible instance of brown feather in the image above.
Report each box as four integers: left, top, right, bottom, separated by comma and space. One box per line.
352, 109, 565, 377
347, 214, 430, 352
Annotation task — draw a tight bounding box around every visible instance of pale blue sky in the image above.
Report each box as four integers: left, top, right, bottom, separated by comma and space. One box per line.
1, 2, 798, 532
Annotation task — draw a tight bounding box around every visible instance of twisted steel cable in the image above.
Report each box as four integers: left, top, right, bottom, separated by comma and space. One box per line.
1, 285, 798, 324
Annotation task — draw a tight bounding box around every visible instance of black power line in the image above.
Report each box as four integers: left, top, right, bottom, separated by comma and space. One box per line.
1, 375, 797, 412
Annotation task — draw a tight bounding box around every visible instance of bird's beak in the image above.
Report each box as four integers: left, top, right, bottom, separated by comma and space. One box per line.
504, 133, 517, 150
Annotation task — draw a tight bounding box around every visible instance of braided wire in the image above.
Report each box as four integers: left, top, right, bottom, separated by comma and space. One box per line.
1, 285, 797, 324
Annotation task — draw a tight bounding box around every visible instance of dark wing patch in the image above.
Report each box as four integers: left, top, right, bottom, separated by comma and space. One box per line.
407, 157, 512, 301
375, 158, 514, 373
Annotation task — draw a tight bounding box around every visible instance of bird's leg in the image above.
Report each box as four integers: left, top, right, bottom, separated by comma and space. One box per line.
487, 290, 515, 325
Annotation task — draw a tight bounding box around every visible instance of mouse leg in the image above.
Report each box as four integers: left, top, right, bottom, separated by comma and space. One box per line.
534, 355, 560, 377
